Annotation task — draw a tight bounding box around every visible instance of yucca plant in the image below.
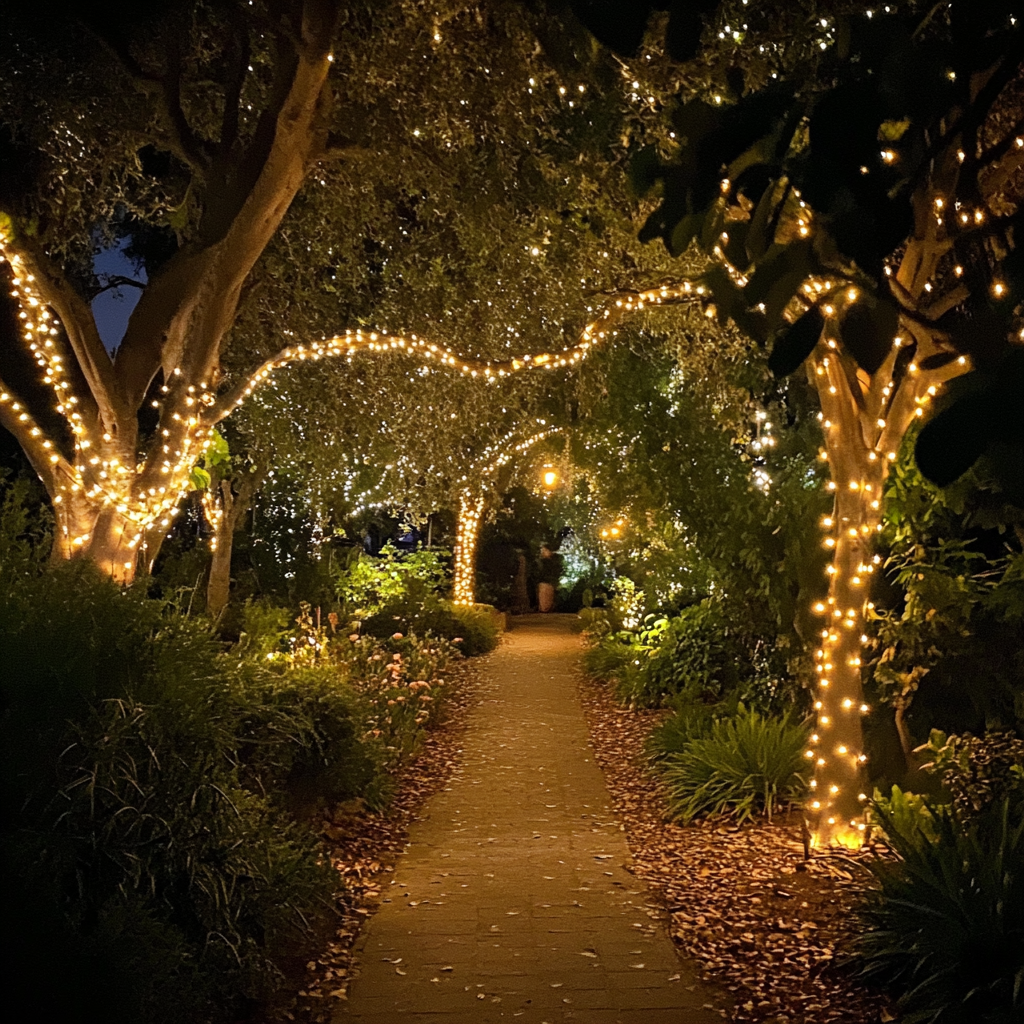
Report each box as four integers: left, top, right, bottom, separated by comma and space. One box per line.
659, 708, 809, 822
854, 799, 1024, 1024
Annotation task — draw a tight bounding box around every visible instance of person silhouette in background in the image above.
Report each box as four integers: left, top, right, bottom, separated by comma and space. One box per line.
536, 543, 562, 613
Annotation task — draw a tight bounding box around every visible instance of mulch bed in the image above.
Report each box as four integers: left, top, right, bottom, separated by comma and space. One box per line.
577, 672, 895, 1024
269, 657, 482, 1023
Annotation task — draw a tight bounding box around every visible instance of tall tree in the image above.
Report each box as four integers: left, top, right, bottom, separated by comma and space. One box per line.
0, 0, 356, 577
573, 0, 1024, 845
2, 0, 679, 580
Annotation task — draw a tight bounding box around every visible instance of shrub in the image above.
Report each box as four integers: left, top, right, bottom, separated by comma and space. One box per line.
336, 631, 460, 759
870, 785, 945, 847
641, 600, 742, 704
581, 629, 637, 680
0, 563, 338, 1024
854, 799, 1024, 1024
444, 602, 501, 656
582, 597, 803, 713
362, 597, 500, 656
646, 697, 737, 762
0, 478, 465, 1023
921, 729, 1024, 822
234, 664, 388, 813
659, 708, 809, 822
335, 542, 449, 615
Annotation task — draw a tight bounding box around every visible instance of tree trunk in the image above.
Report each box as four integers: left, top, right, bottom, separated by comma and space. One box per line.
805, 436, 884, 848
0, 2, 339, 583
452, 491, 485, 605
206, 473, 259, 620
805, 234, 966, 846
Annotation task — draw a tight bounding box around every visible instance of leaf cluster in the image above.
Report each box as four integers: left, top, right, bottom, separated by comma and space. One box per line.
856, 798, 1024, 1024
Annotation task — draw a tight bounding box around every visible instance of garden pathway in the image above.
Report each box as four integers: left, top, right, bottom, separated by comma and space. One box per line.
336, 614, 725, 1024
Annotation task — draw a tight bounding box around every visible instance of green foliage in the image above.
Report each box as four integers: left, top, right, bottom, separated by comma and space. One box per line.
658, 708, 809, 823
0, 476, 460, 1023
637, 600, 742, 706
336, 543, 498, 656
583, 595, 805, 714
234, 664, 387, 814
606, 3, 1024, 494
646, 698, 734, 762
855, 799, 1024, 1024
571, 341, 828, 662
336, 543, 449, 615
360, 598, 499, 657
867, 442, 1024, 739
0, 469, 51, 574
330, 630, 462, 761
920, 730, 1024, 823
870, 785, 944, 848
187, 429, 231, 493
0, 562, 336, 1024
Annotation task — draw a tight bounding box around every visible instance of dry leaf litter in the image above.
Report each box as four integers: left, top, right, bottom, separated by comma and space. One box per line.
577, 671, 895, 1024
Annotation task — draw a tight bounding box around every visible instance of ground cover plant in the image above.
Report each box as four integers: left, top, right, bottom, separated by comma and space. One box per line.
856, 798, 1024, 1024
853, 730, 1024, 1023
0, 478, 467, 1024
657, 708, 809, 824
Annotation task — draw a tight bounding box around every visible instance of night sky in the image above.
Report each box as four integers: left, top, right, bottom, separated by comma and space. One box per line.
91, 240, 145, 355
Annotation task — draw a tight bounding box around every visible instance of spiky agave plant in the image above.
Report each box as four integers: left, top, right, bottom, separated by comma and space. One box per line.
854, 799, 1024, 1024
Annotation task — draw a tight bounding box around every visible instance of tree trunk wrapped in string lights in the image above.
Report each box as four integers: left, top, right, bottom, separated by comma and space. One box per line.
452, 492, 485, 606
625, 3, 1024, 845
0, 1, 342, 580
449, 427, 560, 606
800, 164, 990, 845
805, 313, 963, 845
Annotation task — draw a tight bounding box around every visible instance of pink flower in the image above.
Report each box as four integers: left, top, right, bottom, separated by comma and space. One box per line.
453, 637, 463, 643
392, 632, 404, 640
348, 633, 360, 642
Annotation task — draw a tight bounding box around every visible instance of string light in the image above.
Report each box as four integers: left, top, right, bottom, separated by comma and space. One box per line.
2, 219, 702, 578
451, 427, 558, 605
805, 277, 971, 848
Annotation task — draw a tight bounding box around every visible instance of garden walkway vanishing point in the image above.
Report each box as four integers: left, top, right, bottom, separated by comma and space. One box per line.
336, 615, 727, 1024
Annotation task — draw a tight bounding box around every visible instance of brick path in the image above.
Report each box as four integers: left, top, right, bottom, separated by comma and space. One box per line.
336, 615, 725, 1024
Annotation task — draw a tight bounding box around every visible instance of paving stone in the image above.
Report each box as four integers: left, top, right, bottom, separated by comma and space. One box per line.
335, 616, 727, 1024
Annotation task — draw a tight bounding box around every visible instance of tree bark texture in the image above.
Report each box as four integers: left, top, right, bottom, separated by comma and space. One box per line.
0, 1, 339, 582
806, 228, 968, 847
206, 472, 260, 620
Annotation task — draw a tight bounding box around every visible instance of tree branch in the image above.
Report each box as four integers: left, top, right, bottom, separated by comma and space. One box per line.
978, 115, 1024, 170
315, 140, 374, 162
13, 235, 122, 430
0, 374, 74, 496
83, 16, 211, 173
87, 275, 146, 300
921, 284, 970, 322
918, 42, 1024, 187
162, 34, 213, 172
219, 13, 250, 156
